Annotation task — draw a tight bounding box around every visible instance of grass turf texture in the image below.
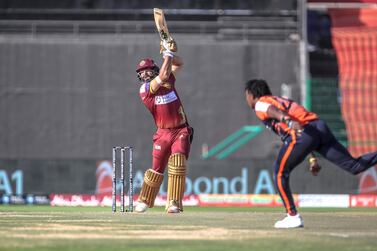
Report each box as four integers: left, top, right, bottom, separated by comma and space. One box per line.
0, 206, 376, 251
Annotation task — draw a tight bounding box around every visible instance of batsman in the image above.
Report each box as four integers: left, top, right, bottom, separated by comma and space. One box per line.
135, 12, 193, 213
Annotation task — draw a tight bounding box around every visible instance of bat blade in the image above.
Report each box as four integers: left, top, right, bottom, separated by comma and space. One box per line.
153, 8, 172, 42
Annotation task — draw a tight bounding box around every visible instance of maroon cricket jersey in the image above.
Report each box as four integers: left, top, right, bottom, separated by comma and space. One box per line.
139, 74, 188, 129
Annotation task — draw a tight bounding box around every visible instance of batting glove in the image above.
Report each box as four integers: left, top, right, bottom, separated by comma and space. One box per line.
160, 40, 177, 52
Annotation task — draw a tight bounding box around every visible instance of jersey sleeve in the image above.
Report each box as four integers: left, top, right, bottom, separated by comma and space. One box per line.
254, 100, 271, 120
139, 82, 154, 99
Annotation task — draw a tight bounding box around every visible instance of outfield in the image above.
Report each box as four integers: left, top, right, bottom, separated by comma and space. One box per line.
0, 206, 376, 251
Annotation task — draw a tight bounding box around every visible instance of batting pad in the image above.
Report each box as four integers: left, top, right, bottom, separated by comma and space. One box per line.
166, 153, 187, 211
139, 169, 164, 208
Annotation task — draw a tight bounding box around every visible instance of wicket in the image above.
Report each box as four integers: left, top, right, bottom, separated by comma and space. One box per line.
112, 146, 134, 213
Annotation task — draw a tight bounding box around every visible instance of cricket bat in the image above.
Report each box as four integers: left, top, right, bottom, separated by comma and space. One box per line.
153, 8, 173, 42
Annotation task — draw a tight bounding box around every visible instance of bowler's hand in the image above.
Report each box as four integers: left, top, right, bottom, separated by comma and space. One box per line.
289, 121, 303, 137
309, 159, 322, 176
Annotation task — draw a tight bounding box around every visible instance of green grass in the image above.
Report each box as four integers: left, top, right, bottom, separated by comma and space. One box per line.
1, 206, 376, 251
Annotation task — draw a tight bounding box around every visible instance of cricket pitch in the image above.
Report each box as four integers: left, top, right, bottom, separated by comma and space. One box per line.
0, 206, 376, 251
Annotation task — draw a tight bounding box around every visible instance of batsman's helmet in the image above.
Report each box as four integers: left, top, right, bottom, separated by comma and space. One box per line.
136, 58, 160, 82
136, 58, 159, 73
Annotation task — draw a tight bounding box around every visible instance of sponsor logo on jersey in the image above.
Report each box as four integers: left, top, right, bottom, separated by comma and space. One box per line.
155, 91, 178, 105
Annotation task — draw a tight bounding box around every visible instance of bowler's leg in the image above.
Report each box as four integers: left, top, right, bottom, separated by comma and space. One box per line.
316, 122, 377, 175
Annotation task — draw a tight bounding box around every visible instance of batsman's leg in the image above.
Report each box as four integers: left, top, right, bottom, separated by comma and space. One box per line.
135, 169, 163, 213
166, 153, 186, 213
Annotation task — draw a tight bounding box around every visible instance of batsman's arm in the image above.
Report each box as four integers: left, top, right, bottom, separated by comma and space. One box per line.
172, 55, 183, 76
150, 52, 173, 93
159, 40, 182, 76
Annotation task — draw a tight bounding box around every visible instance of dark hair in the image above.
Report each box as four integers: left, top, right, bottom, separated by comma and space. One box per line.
244, 79, 272, 98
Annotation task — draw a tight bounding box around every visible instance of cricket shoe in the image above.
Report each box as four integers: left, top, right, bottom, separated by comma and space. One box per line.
134, 201, 148, 213
166, 200, 181, 214
274, 214, 304, 229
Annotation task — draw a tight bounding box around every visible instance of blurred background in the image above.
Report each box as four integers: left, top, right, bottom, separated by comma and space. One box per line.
0, 0, 376, 206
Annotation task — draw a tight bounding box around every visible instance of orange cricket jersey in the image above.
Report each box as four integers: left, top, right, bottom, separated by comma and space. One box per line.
254, 95, 318, 137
